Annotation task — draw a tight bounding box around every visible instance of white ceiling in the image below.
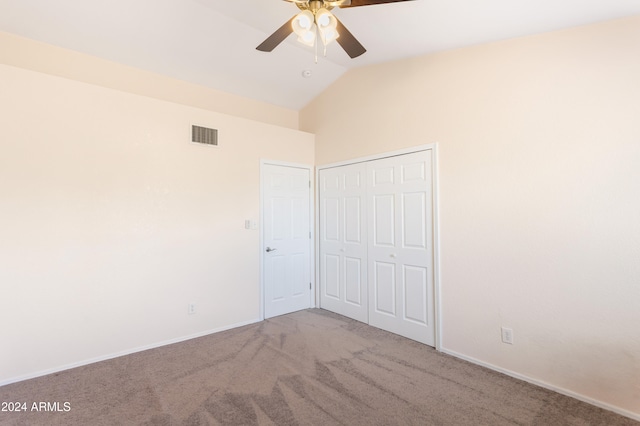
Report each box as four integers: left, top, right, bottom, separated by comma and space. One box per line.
1, 0, 640, 110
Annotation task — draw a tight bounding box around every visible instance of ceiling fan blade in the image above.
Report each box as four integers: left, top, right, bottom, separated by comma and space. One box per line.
256, 17, 295, 52
340, 0, 414, 7
335, 17, 366, 58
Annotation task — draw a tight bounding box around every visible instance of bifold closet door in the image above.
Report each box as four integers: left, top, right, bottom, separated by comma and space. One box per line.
367, 150, 434, 346
319, 150, 435, 346
319, 163, 368, 322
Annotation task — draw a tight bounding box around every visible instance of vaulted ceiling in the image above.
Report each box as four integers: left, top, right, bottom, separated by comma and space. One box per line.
1, 0, 639, 110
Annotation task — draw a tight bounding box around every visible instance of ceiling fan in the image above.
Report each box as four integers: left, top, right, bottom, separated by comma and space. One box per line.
257, 0, 414, 59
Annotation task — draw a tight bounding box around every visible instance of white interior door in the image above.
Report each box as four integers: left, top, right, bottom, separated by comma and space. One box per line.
319, 163, 368, 322
367, 150, 435, 345
263, 164, 312, 319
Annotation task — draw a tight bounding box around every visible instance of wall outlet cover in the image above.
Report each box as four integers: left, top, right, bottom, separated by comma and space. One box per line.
501, 327, 514, 344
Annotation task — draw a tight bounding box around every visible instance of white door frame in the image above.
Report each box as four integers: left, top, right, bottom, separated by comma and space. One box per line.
260, 159, 315, 321
315, 144, 442, 350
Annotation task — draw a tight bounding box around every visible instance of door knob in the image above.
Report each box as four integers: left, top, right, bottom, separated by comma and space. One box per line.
266, 247, 277, 252
390, 253, 397, 258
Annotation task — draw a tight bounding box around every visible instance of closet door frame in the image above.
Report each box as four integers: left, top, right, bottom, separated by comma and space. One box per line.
315, 144, 442, 350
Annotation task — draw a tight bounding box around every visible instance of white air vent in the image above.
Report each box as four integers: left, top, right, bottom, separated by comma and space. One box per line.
192, 125, 218, 146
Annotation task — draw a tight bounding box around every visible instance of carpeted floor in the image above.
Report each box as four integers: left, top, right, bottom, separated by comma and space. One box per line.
0, 309, 636, 425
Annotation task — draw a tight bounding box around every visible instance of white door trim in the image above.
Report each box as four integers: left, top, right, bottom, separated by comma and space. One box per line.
260, 159, 315, 321
315, 144, 442, 351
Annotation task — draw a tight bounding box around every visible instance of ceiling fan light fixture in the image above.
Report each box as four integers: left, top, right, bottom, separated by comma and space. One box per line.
315, 8, 339, 46
315, 8, 335, 28
297, 24, 317, 46
292, 10, 314, 35
320, 27, 339, 45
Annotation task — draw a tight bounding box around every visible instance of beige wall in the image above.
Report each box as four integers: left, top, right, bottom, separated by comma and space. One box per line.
0, 61, 314, 383
0, 31, 299, 130
301, 16, 640, 418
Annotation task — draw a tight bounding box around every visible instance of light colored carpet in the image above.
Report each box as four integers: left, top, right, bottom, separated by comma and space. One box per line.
0, 309, 636, 425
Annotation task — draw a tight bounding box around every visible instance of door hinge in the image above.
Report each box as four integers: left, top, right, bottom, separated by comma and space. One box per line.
309, 282, 312, 290
309, 231, 311, 239
309, 180, 311, 188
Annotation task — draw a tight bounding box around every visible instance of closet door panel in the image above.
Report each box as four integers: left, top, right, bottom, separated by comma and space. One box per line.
367, 150, 435, 346
319, 163, 368, 322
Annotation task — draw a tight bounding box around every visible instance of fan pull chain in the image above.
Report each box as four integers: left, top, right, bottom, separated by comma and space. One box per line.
314, 25, 319, 64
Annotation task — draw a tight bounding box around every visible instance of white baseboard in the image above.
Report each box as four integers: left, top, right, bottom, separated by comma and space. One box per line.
0, 317, 262, 387
440, 347, 640, 422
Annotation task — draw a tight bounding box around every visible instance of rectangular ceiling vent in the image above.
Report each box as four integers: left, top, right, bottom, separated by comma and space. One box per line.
192, 125, 218, 146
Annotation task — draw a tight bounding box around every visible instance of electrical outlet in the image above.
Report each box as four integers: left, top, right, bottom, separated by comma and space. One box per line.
188, 303, 196, 315
501, 327, 514, 344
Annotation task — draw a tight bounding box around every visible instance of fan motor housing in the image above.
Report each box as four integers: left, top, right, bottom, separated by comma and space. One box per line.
296, 1, 348, 11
